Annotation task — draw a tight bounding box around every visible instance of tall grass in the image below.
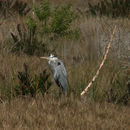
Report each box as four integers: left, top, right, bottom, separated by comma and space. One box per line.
0, 1, 129, 129
0, 0, 129, 105
0, 96, 129, 129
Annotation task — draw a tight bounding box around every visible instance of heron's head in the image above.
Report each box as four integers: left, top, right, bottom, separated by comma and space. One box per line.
40, 54, 58, 61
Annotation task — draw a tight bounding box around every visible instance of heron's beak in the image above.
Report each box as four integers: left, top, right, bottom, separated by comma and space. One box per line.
40, 57, 49, 60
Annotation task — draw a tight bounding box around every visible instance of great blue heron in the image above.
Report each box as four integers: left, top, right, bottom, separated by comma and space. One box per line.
40, 54, 68, 94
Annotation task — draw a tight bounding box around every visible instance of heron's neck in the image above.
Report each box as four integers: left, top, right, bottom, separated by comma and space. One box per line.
48, 59, 57, 64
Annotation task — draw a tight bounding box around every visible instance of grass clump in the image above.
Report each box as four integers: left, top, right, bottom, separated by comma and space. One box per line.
88, 0, 130, 18
87, 60, 130, 105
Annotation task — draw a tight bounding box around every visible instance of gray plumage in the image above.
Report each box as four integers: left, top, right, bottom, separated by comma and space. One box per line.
41, 54, 68, 93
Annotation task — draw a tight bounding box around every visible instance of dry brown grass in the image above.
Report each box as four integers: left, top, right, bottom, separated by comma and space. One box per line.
0, 0, 130, 129
0, 96, 129, 130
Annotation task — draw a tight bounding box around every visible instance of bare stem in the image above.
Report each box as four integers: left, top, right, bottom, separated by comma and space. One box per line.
81, 25, 117, 96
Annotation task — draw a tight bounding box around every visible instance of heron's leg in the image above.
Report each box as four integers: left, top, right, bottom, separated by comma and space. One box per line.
59, 87, 62, 97
59, 87, 67, 97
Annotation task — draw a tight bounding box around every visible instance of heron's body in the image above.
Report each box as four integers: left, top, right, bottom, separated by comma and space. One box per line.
40, 54, 68, 94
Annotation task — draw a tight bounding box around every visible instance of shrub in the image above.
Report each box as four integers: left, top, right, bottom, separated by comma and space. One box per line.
5, 0, 79, 56
10, 22, 49, 56
33, 0, 51, 35
34, 0, 50, 24
33, 0, 79, 39
7, 0, 79, 56
14, 64, 52, 97
51, 4, 77, 36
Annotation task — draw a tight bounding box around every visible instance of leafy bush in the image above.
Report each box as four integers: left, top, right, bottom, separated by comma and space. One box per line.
34, 0, 50, 24
51, 4, 77, 36
33, 0, 79, 38
88, 0, 130, 18
7, 0, 79, 56
14, 64, 52, 97
33, 0, 51, 35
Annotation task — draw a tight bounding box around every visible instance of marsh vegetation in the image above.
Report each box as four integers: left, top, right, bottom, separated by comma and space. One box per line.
0, 0, 129, 129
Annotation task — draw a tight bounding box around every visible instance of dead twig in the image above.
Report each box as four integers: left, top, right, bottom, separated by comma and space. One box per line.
81, 25, 117, 96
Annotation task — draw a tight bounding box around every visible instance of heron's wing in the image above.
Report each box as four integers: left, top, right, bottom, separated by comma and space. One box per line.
54, 62, 68, 92
58, 61, 67, 77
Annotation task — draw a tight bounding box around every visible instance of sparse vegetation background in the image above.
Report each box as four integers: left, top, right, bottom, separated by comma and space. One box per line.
0, 0, 130, 129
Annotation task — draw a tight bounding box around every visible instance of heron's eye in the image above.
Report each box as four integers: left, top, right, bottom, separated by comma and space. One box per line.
57, 62, 61, 65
